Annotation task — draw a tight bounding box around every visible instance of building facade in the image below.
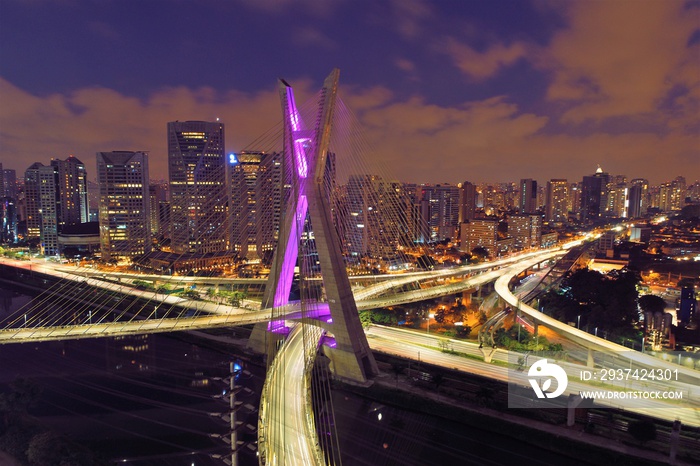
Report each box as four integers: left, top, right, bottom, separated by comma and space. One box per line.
545, 179, 569, 223
168, 120, 227, 254
96, 151, 151, 262
229, 151, 283, 262
518, 179, 537, 214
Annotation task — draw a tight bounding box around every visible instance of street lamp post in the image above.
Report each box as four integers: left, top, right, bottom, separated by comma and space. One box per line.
427, 313, 435, 334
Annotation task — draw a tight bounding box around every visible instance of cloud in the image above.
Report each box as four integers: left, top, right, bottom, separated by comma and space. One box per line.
0, 76, 697, 186
394, 58, 416, 73
541, 0, 699, 128
442, 39, 530, 81
291, 27, 336, 49
0, 78, 285, 181
390, 0, 432, 39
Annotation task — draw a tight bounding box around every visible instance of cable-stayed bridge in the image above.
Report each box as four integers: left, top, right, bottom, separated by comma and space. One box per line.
2, 69, 698, 464
0, 247, 561, 344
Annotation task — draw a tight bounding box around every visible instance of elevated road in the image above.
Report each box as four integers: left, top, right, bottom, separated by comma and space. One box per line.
0, 247, 568, 344
494, 254, 700, 379
258, 324, 325, 466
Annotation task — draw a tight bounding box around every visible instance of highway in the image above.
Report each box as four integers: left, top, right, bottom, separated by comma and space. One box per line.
0, 247, 565, 343
366, 325, 700, 427
258, 323, 325, 466
493, 254, 700, 380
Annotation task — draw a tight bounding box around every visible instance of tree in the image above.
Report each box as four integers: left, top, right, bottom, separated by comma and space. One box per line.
26, 432, 67, 465
455, 323, 472, 338
471, 246, 489, 261
434, 308, 446, 323
359, 310, 372, 329
0, 378, 41, 427
638, 294, 666, 315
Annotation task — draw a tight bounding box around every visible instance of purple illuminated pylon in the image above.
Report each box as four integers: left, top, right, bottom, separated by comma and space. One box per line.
256, 70, 378, 383
271, 86, 313, 308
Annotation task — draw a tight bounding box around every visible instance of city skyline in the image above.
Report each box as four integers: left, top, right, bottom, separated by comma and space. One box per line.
1, 0, 698, 184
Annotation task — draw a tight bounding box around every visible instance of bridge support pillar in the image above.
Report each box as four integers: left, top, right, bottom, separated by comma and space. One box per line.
462, 291, 472, 306
670, 420, 681, 464
480, 347, 497, 363
533, 321, 539, 336
587, 348, 594, 368
567, 394, 583, 426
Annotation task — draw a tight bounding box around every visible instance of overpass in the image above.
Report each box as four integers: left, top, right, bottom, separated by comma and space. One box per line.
494, 253, 700, 379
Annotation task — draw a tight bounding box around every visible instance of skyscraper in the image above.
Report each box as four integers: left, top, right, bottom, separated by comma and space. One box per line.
37, 165, 59, 256
458, 181, 477, 224
229, 151, 283, 261
168, 120, 227, 254
580, 166, 609, 223
96, 151, 151, 262
2, 167, 17, 200
420, 183, 460, 241
518, 179, 537, 214
628, 178, 649, 218
545, 179, 569, 223
52, 155, 89, 226
24, 163, 44, 239
460, 219, 498, 257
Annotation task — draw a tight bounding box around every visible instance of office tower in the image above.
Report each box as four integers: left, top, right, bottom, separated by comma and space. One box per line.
569, 182, 581, 220
168, 120, 227, 254
229, 151, 283, 261
51, 155, 89, 226
458, 181, 477, 224
508, 214, 533, 249
658, 182, 675, 212
580, 166, 609, 223
688, 181, 700, 203
400, 183, 425, 245
605, 176, 628, 218
2, 168, 17, 200
518, 179, 537, 214
0, 197, 17, 243
343, 174, 408, 258
628, 179, 648, 218
481, 184, 506, 215
678, 285, 697, 326
97, 151, 151, 262
671, 176, 686, 210
652, 177, 685, 213
508, 214, 543, 250
148, 183, 169, 238
545, 179, 569, 223
24, 163, 44, 239
38, 165, 59, 256
460, 219, 498, 257
420, 183, 460, 241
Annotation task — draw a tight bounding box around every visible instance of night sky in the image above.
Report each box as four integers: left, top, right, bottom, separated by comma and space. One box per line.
1, 0, 698, 184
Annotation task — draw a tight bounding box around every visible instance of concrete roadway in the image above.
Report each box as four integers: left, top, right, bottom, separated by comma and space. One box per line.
258, 323, 325, 466
0, 247, 564, 343
366, 325, 700, 427
493, 254, 700, 381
